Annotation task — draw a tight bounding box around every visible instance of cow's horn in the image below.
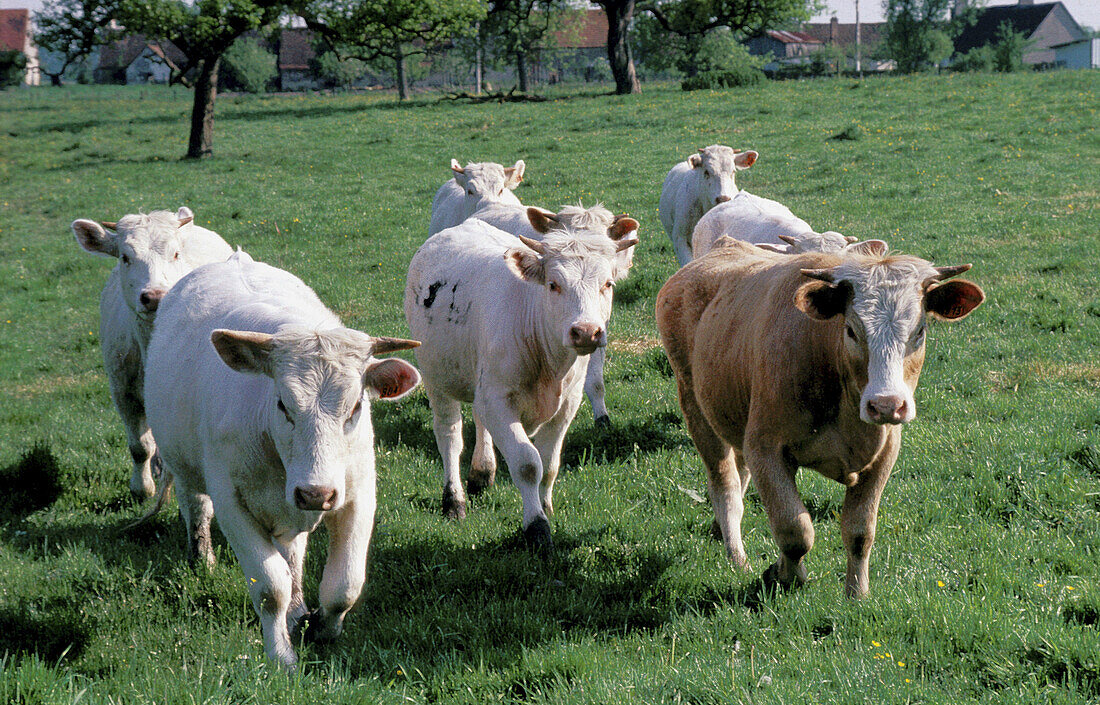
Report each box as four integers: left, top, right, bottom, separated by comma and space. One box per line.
518, 235, 547, 254
801, 268, 836, 283
178, 215, 194, 227
372, 336, 421, 354
450, 159, 464, 174
777, 234, 798, 246
99, 221, 118, 230
922, 264, 973, 290
615, 235, 639, 252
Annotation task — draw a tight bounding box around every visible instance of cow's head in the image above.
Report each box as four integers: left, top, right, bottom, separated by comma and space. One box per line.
212, 327, 420, 513
757, 233, 888, 256
794, 254, 984, 425
73, 207, 201, 319
505, 230, 637, 355
450, 159, 525, 217
688, 145, 757, 208
526, 203, 640, 280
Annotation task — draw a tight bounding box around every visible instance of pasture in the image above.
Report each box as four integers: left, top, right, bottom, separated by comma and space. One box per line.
1, 72, 1098, 703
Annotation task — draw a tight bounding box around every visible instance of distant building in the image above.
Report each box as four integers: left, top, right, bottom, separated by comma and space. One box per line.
952, 1, 1087, 66
95, 35, 187, 84
1052, 37, 1100, 69
800, 17, 886, 51
0, 8, 40, 86
275, 28, 318, 90
746, 30, 823, 60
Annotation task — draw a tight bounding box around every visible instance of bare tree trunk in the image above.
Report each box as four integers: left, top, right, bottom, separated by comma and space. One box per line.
475, 21, 483, 95
600, 0, 640, 95
517, 51, 528, 92
186, 56, 219, 160
394, 45, 408, 100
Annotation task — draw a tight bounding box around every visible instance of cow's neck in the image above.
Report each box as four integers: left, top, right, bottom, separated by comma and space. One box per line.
525, 298, 578, 383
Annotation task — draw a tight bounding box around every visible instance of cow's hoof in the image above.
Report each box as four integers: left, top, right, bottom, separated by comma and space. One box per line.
761, 561, 805, 592
441, 489, 467, 520
150, 451, 164, 481
466, 471, 494, 496
594, 415, 611, 430
523, 517, 554, 554
296, 609, 339, 643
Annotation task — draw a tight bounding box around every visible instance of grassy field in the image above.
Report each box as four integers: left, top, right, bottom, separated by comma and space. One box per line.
1, 72, 1098, 703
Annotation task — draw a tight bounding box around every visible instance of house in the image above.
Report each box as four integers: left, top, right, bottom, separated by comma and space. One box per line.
95, 35, 187, 84
800, 18, 892, 71
1053, 37, 1100, 69
274, 28, 318, 90
746, 30, 823, 60
952, 1, 1087, 66
0, 8, 40, 86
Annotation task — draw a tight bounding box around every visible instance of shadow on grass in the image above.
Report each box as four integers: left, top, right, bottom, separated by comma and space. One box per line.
562, 410, 689, 466
0, 600, 93, 663
0, 442, 64, 523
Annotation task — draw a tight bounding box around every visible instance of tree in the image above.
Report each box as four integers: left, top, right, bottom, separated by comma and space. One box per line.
0, 50, 27, 88
222, 36, 278, 93
640, 0, 814, 77
990, 20, 1032, 72
299, 0, 485, 100
33, 0, 119, 86
594, 0, 640, 94
883, 0, 952, 72
482, 0, 572, 92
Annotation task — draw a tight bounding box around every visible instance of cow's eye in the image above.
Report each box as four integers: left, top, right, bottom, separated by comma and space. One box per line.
173, 251, 180, 261
121, 254, 131, 265
845, 324, 858, 341
548, 281, 561, 293
604, 280, 614, 290
349, 398, 362, 421
277, 399, 294, 425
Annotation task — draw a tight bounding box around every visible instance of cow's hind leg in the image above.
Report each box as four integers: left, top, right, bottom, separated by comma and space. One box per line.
530, 389, 583, 517
584, 347, 610, 428
677, 385, 749, 569
308, 480, 375, 642
468, 412, 497, 496
172, 465, 214, 569
426, 387, 466, 519
746, 437, 812, 591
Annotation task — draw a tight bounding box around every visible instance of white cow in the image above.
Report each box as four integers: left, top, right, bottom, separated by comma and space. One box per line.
72, 208, 232, 501
691, 191, 887, 258
143, 250, 421, 669
659, 145, 758, 266
472, 202, 639, 427
405, 220, 636, 550
428, 158, 525, 236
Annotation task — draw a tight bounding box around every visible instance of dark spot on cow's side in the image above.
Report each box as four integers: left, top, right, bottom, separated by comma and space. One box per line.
423, 281, 445, 309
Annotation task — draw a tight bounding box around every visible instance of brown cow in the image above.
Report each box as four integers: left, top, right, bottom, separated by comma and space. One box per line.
655, 238, 984, 597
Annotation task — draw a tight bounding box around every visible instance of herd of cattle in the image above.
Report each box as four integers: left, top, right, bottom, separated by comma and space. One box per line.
71, 145, 985, 668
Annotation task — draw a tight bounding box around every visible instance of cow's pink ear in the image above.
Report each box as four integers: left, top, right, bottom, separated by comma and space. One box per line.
527, 207, 557, 234
505, 159, 525, 188
735, 150, 758, 169
72, 219, 118, 257
608, 216, 639, 241
505, 247, 545, 283
794, 280, 852, 320
211, 329, 275, 375
925, 280, 985, 321
365, 358, 421, 401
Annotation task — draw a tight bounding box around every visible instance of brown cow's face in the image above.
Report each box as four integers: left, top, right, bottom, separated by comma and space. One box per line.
796, 256, 984, 425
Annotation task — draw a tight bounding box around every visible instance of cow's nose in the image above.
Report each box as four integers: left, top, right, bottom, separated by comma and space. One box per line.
715, 195, 732, 204
866, 395, 908, 425
294, 485, 338, 511
569, 323, 603, 350
140, 289, 166, 311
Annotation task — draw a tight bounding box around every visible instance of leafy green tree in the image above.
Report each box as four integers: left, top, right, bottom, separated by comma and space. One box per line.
222, 36, 277, 93
298, 0, 485, 100
482, 0, 573, 92
991, 20, 1032, 72
33, 0, 120, 86
883, 0, 952, 73
639, 0, 814, 77
0, 50, 28, 87
311, 46, 368, 88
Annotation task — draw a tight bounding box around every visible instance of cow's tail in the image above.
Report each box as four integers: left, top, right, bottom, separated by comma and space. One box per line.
122, 459, 174, 531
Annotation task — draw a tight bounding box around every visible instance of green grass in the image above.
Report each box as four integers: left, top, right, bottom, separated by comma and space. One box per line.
1, 72, 1098, 703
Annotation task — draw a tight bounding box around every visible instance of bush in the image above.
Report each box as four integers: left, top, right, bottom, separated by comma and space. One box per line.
313, 50, 368, 89
953, 45, 995, 72
992, 21, 1032, 73
0, 50, 27, 88
222, 37, 276, 93
682, 66, 763, 90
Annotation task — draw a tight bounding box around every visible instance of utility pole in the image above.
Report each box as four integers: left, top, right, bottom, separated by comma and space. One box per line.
855, 0, 862, 77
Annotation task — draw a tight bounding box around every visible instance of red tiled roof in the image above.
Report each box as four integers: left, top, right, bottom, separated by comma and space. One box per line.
801, 22, 886, 47
0, 8, 30, 53
277, 28, 315, 70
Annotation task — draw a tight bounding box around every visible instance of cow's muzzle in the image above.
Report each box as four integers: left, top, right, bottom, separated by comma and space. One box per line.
569, 323, 605, 355
864, 395, 911, 425
293, 485, 338, 511
139, 288, 166, 312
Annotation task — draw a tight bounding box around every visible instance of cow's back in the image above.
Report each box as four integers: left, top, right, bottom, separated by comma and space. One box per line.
181, 223, 234, 267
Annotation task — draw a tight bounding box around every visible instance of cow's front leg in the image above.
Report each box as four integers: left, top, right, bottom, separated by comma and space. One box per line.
109, 370, 157, 502
307, 484, 376, 642
475, 394, 550, 551
583, 347, 610, 427
530, 389, 583, 517
275, 532, 309, 634
425, 386, 466, 519
841, 429, 898, 599
746, 438, 812, 590
208, 477, 297, 668
670, 218, 695, 267
468, 411, 497, 496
